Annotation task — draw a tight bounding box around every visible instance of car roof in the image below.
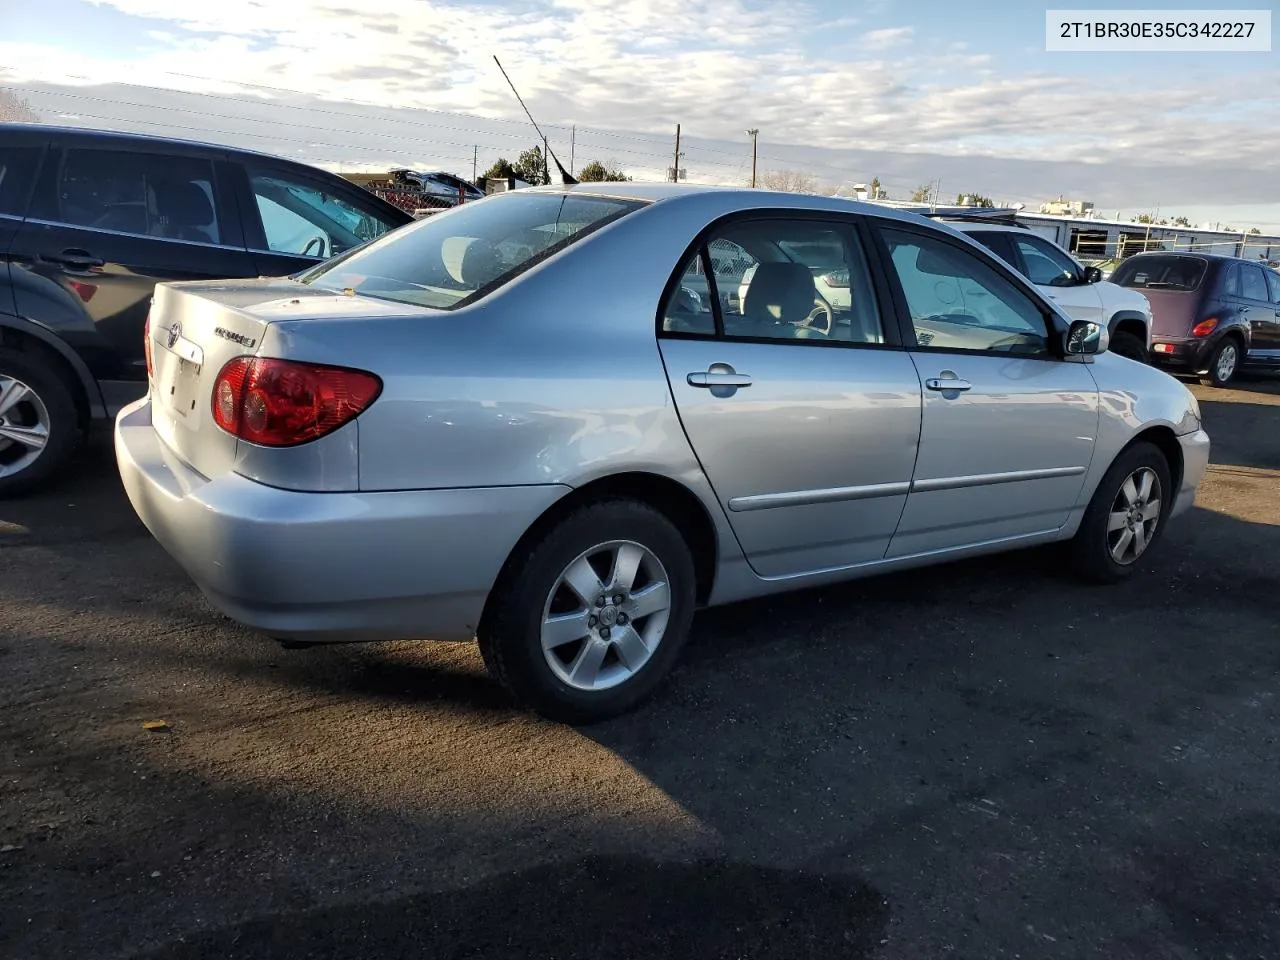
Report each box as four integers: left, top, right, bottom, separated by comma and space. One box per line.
1123, 251, 1236, 262
0, 121, 298, 164
520, 181, 955, 230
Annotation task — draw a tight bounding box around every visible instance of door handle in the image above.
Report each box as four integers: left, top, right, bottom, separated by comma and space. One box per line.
688, 369, 752, 388
925, 376, 973, 392
46, 249, 104, 270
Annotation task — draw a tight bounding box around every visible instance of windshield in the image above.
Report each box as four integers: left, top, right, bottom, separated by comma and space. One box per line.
298, 192, 645, 309
1110, 255, 1207, 291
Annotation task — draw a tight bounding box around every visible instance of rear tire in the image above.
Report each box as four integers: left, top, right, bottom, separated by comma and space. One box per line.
477, 498, 697, 725
1109, 329, 1148, 364
0, 351, 81, 499
1067, 441, 1172, 585
1200, 337, 1240, 388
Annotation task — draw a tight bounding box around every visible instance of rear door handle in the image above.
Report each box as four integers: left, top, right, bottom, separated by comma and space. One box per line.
688, 363, 753, 388
688, 372, 753, 388
925, 377, 973, 392
46, 249, 104, 270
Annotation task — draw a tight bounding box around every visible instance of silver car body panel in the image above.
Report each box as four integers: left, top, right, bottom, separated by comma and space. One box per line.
115, 184, 1209, 642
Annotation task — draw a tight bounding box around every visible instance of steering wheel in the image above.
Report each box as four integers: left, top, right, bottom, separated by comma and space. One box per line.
801, 298, 834, 336
301, 235, 329, 258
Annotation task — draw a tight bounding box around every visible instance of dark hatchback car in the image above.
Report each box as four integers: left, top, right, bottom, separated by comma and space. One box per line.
0, 123, 413, 495
1111, 251, 1280, 388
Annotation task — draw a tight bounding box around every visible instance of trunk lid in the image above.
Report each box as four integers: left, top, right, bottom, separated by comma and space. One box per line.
1141, 289, 1205, 339
145, 278, 411, 479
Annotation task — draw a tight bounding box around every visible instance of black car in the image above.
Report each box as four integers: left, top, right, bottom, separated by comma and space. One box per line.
0, 123, 414, 496
1110, 252, 1280, 388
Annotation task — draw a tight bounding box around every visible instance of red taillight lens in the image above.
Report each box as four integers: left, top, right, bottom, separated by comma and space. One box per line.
211, 357, 382, 447
143, 310, 154, 379
1191, 317, 1219, 337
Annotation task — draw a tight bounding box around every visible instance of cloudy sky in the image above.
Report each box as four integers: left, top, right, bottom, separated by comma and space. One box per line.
2, 0, 1278, 228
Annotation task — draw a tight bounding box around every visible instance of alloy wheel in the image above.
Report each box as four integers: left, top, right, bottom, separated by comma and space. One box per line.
540, 540, 672, 692
0, 375, 51, 479
1215, 342, 1238, 383
1106, 467, 1163, 565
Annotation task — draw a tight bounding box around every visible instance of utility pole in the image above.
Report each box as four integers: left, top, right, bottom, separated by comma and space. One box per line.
746, 128, 759, 188
542, 135, 549, 185
672, 123, 681, 182
472, 145, 478, 183
570, 124, 575, 176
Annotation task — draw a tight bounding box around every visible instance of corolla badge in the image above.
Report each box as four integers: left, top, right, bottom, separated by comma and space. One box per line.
166, 322, 182, 349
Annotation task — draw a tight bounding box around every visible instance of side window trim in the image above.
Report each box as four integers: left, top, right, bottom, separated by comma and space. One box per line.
655, 210, 903, 350
866, 216, 1066, 361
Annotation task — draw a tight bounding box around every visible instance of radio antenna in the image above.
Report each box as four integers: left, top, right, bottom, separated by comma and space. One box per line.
493, 55, 578, 185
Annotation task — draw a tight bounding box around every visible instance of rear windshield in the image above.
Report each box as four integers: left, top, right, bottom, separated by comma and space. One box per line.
1110, 255, 1207, 292
298, 192, 644, 309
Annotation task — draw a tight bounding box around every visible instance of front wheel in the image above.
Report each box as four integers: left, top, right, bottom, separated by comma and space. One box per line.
477, 499, 697, 724
1066, 441, 1172, 584
1200, 337, 1241, 388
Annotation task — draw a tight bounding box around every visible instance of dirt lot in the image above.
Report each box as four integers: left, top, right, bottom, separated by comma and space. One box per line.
2, 376, 1278, 960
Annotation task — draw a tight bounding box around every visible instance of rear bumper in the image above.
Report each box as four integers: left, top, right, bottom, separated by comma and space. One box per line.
114, 397, 569, 643
1150, 336, 1212, 372
1171, 428, 1211, 520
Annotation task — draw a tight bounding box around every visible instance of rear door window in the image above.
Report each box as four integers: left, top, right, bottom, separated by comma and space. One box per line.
0, 145, 41, 217
1239, 262, 1270, 302
53, 148, 222, 243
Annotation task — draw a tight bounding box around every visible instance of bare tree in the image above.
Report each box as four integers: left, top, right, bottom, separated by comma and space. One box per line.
0, 89, 39, 123
755, 169, 817, 194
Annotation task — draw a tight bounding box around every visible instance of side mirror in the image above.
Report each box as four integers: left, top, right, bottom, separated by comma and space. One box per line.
1083, 266, 1103, 284
1065, 319, 1109, 356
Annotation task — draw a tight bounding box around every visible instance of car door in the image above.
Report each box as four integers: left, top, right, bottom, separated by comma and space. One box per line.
871, 221, 1100, 558
658, 214, 923, 579
1236, 261, 1276, 360
9, 139, 253, 411
231, 160, 410, 277
1, 134, 47, 316
1008, 233, 1105, 325
1260, 268, 1280, 361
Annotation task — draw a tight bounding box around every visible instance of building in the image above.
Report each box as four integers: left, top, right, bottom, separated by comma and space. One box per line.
1039, 197, 1095, 217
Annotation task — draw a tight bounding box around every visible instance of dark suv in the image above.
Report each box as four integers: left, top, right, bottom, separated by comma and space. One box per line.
1110, 252, 1280, 388
0, 123, 414, 495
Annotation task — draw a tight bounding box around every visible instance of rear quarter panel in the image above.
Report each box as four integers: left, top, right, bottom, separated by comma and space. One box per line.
253, 194, 766, 566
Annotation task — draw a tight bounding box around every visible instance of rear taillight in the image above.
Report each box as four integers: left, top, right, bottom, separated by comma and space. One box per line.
1191, 317, 1219, 338
211, 357, 382, 447
143, 310, 154, 379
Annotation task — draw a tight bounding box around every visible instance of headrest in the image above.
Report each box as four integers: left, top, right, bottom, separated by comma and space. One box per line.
742, 261, 816, 323
154, 180, 213, 226
440, 236, 502, 286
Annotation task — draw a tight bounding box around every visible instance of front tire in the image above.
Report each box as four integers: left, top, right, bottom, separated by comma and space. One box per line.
1067, 441, 1172, 585
0, 351, 81, 499
1200, 337, 1241, 388
477, 499, 697, 724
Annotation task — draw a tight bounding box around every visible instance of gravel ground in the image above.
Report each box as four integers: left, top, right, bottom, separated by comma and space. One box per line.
1, 376, 1278, 960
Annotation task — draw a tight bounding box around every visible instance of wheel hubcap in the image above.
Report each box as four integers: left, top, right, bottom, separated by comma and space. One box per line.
541, 540, 672, 692
0, 375, 51, 479
1106, 467, 1163, 565
1217, 344, 1237, 381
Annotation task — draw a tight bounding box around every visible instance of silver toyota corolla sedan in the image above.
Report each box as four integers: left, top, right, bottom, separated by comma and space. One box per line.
116, 184, 1211, 723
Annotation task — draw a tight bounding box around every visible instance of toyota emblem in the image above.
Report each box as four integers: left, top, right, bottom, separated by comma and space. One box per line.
166, 322, 182, 349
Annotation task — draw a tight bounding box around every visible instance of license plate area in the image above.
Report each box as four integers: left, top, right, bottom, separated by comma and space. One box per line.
162, 356, 202, 419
